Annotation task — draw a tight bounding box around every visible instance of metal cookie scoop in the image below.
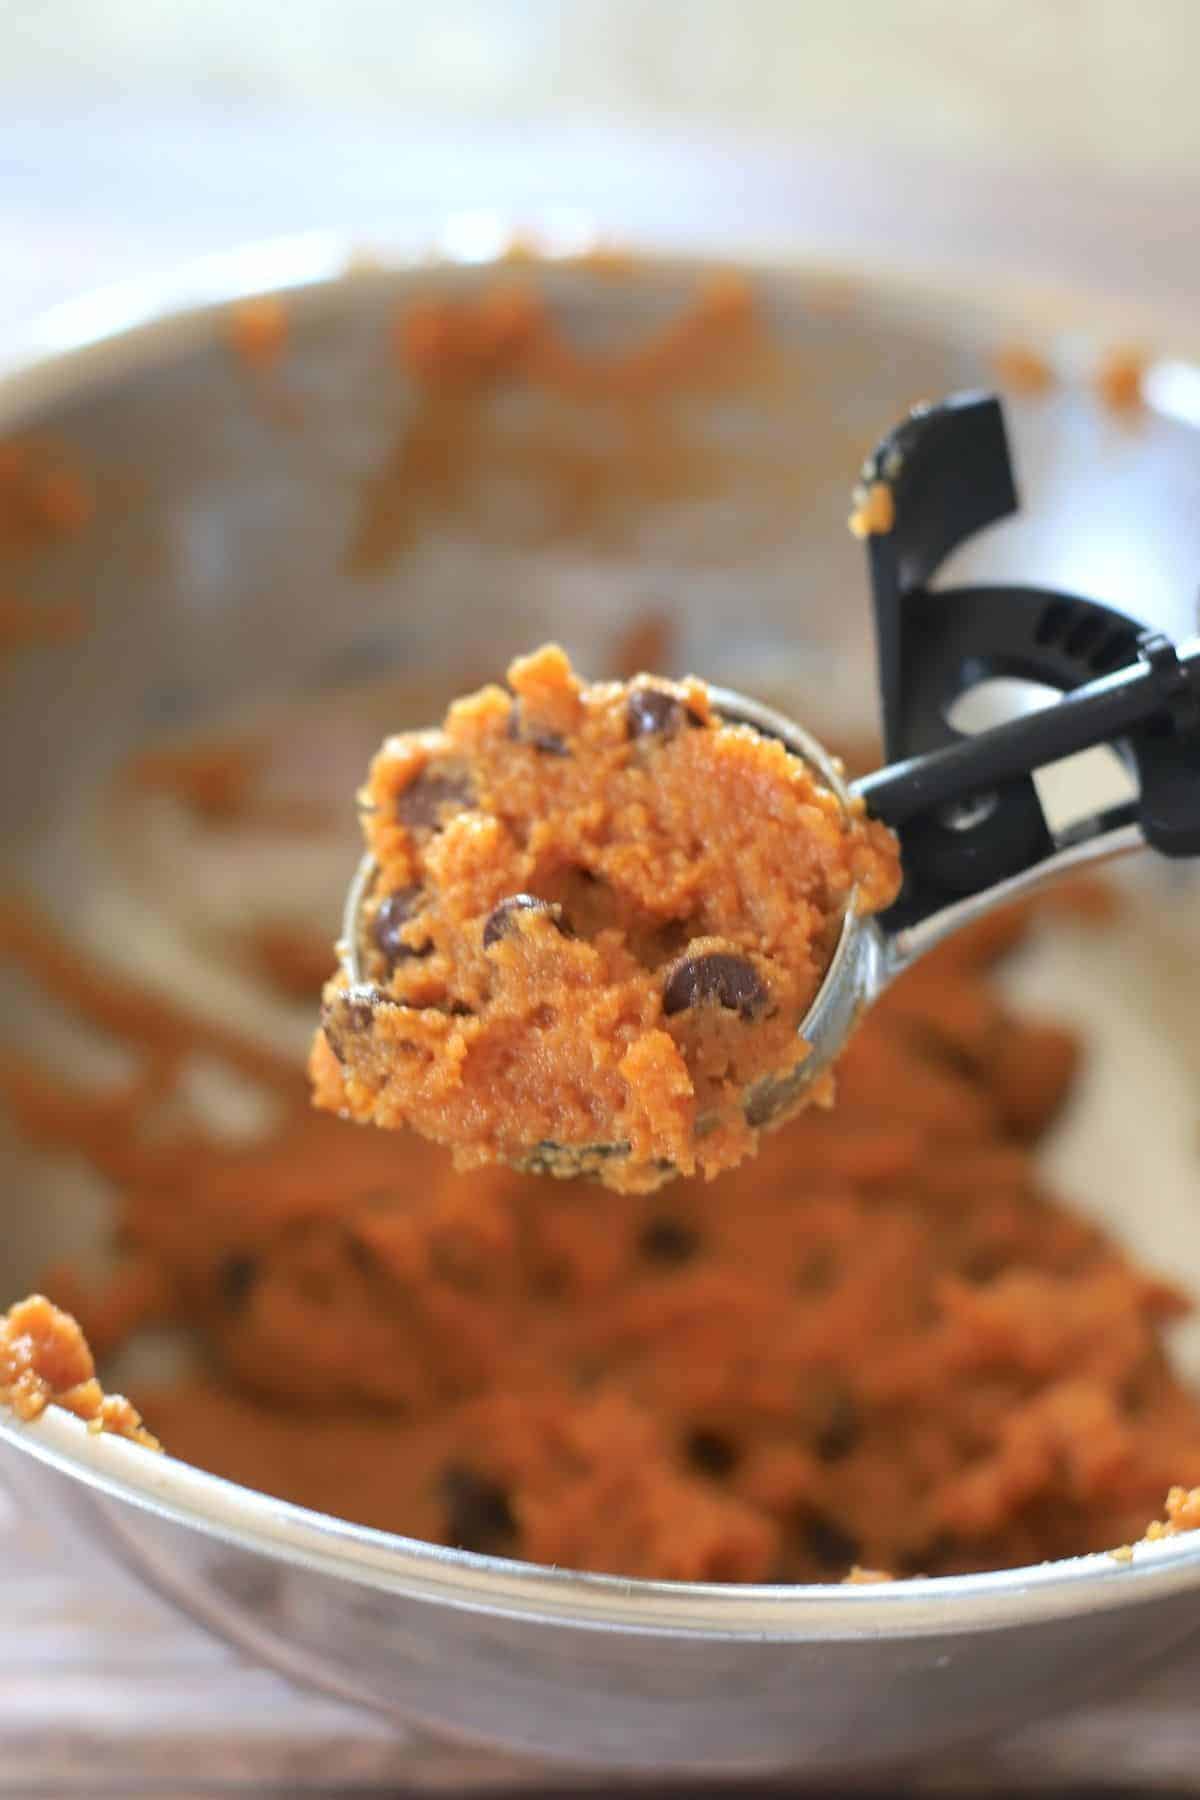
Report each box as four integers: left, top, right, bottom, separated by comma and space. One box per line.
341, 394, 1200, 1179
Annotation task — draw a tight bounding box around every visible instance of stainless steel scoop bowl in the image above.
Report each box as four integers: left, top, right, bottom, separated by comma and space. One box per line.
4, 236, 1200, 1778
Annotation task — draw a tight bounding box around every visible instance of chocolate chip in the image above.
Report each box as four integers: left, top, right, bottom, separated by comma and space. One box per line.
482, 893, 571, 949
343, 1230, 375, 1275
799, 1509, 861, 1572
396, 765, 474, 831
663, 951, 767, 1021
814, 1393, 861, 1464
960, 1243, 1010, 1284
685, 1428, 739, 1478
795, 1246, 839, 1294
373, 887, 432, 966
639, 1217, 700, 1265
439, 1465, 517, 1554
216, 1252, 259, 1311
626, 684, 701, 740
321, 986, 386, 1062
507, 703, 568, 756
896, 1532, 958, 1576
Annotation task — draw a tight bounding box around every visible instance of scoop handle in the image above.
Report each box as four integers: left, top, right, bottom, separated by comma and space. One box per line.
855, 393, 1200, 934
856, 635, 1200, 832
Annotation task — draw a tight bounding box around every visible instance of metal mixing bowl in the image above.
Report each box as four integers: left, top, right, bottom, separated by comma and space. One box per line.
3, 230, 1200, 1776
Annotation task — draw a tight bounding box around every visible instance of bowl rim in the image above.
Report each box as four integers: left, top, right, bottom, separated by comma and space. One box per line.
2, 222, 1199, 1639
6, 1400, 1200, 1638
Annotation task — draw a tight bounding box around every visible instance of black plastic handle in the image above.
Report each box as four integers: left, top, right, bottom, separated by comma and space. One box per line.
858, 637, 1200, 826
855, 393, 1200, 928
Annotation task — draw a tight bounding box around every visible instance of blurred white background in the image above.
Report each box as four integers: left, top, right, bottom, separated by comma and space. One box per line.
3, 0, 1197, 172
3, 3, 1200, 333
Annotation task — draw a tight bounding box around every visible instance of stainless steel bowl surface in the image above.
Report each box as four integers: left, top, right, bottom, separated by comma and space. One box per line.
3, 230, 1200, 1775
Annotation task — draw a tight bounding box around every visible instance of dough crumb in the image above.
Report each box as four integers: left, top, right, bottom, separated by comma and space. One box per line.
1095, 347, 1147, 414
992, 344, 1055, 394
0, 1293, 159, 1449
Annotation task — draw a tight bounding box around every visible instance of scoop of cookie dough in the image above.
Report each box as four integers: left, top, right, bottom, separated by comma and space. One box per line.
311, 645, 901, 1191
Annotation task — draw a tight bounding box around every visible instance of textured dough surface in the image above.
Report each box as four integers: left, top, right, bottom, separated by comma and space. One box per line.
313, 645, 901, 1190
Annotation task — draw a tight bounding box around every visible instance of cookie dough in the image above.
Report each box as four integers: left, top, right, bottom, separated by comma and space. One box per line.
312, 645, 901, 1191
8, 876, 1200, 1581
0, 1293, 158, 1447
1145, 1485, 1200, 1541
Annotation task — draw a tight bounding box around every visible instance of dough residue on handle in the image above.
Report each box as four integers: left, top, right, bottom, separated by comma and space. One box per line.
848, 480, 895, 539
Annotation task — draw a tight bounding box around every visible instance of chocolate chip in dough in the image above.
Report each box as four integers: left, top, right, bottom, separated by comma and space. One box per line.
483, 893, 571, 949
439, 1465, 517, 1554
685, 1428, 740, 1478
321, 986, 387, 1062
373, 886, 432, 966
800, 1509, 861, 1571
896, 1532, 959, 1576
506, 702, 568, 756
395, 765, 474, 830
663, 951, 767, 1021
216, 1252, 260, 1311
639, 1217, 700, 1265
814, 1392, 861, 1464
626, 683, 702, 740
